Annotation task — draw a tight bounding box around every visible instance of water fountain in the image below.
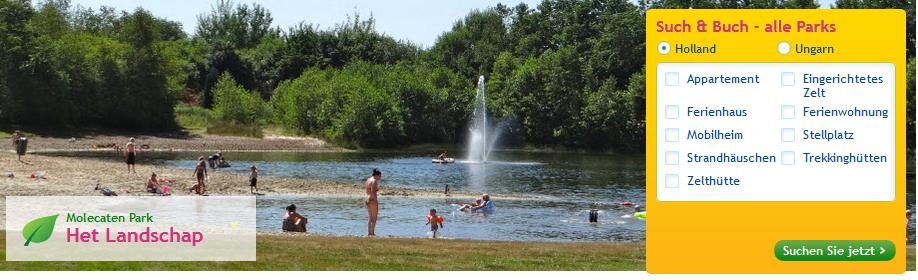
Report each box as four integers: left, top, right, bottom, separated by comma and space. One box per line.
467, 75, 491, 163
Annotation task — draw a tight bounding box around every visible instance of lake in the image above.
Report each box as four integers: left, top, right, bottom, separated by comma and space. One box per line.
155, 151, 648, 242
43, 150, 916, 244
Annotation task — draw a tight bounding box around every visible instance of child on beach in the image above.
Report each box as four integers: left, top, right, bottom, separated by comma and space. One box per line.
250, 165, 258, 194
426, 208, 444, 238
193, 156, 208, 195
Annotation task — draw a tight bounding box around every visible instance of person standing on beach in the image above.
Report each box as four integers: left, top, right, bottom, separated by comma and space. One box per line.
125, 138, 137, 174
365, 168, 381, 236
11, 130, 21, 151
249, 165, 258, 194
193, 156, 208, 195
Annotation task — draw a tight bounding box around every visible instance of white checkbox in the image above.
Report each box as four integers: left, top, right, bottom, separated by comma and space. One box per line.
665, 72, 679, 86
781, 72, 795, 86
782, 151, 795, 165
665, 174, 679, 188
781, 105, 795, 119
665, 105, 679, 119
781, 128, 795, 142
665, 128, 679, 142
665, 151, 679, 165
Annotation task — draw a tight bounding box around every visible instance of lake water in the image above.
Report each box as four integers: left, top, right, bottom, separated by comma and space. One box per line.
44, 151, 916, 244
155, 151, 648, 242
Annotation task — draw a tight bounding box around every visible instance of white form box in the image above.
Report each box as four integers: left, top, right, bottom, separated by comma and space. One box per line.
656, 63, 895, 201
665, 105, 679, 119
781, 72, 795, 86
781, 128, 795, 142
665, 72, 679, 86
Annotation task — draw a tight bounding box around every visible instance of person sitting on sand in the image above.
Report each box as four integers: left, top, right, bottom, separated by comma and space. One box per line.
469, 194, 494, 212
146, 172, 171, 195
188, 182, 203, 195
249, 165, 258, 194
193, 156, 208, 195
426, 208, 445, 238
282, 204, 308, 232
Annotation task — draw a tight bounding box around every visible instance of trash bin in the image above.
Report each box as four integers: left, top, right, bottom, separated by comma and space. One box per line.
15, 137, 27, 155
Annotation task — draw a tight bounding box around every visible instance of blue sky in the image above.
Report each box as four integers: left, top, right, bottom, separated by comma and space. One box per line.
68, 0, 836, 47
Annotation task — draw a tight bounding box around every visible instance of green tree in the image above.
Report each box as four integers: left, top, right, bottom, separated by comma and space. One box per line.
833, 0, 915, 57
510, 46, 584, 145
120, 8, 176, 128
212, 72, 267, 125
0, 0, 34, 122
427, 8, 508, 80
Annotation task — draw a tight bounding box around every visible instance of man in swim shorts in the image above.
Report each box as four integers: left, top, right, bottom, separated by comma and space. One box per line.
365, 168, 381, 236
125, 137, 137, 174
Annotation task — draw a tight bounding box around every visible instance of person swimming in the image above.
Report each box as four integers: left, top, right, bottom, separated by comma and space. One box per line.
458, 198, 482, 211
469, 194, 493, 212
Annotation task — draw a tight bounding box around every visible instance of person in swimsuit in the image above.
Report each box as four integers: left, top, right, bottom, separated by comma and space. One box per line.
193, 156, 208, 195
282, 204, 307, 232
249, 165, 258, 194
125, 137, 137, 174
458, 198, 482, 211
437, 151, 447, 161
146, 172, 160, 193
11, 130, 20, 150
11, 130, 22, 161
469, 193, 493, 212
426, 208, 444, 238
208, 153, 220, 169
365, 168, 381, 236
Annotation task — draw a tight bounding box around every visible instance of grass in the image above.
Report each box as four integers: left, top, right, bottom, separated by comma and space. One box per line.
174, 104, 215, 134
909, 245, 916, 271
174, 104, 265, 138
0, 232, 645, 271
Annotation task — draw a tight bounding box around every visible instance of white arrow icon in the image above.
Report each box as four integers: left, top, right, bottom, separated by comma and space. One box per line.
880, 247, 886, 254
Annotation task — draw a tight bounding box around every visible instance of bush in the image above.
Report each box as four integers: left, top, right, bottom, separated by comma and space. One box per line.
174, 104, 214, 129
212, 72, 269, 125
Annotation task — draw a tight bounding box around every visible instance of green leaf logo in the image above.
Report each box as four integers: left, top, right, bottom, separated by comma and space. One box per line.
22, 214, 59, 246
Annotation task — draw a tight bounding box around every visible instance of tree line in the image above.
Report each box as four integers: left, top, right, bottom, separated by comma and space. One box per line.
0, 0, 914, 152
